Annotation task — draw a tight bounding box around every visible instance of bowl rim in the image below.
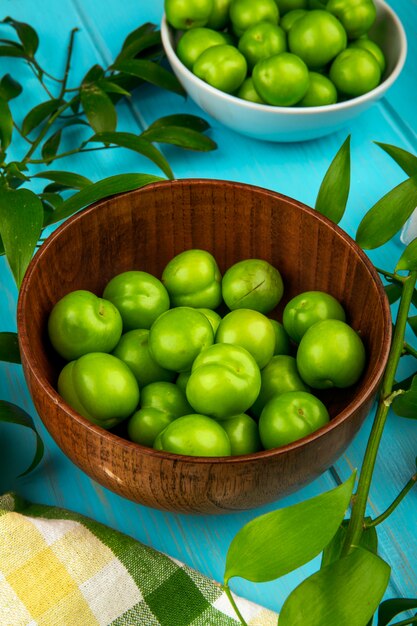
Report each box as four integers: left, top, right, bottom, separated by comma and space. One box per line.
160, 0, 408, 116
18, 178, 392, 465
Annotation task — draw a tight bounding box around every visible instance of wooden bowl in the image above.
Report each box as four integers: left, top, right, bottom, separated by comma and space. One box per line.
17, 179, 391, 514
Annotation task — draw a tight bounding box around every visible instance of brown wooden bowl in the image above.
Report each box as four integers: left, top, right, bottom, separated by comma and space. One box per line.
17, 179, 391, 514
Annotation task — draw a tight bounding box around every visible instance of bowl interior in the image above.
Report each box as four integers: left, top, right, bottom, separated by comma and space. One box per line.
20, 179, 390, 435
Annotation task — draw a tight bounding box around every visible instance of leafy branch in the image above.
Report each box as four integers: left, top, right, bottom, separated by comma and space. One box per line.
0, 16, 216, 286
0, 16, 217, 476
223, 139, 417, 626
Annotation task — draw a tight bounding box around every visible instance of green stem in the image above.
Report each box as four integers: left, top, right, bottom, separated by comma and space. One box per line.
27, 62, 55, 99
58, 28, 78, 100
375, 267, 406, 284
341, 270, 417, 556
365, 474, 417, 528
12, 122, 33, 144
22, 97, 76, 162
30, 57, 63, 83
222, 584, 248, 626
28, 144, 119, 165
403, 342, 417, 359
17, 35, 78, 160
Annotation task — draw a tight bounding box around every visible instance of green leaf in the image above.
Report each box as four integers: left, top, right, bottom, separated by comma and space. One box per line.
47, 173, 165, 225
279, 548, 390, 626
88, 131, 173, 178
98, 73, 143, 101
0, 44, 27, 58
141, 126, 216, 151
39, 192, 64, 224
115, 31, 161, 63
115, 30, 162, 64
40, 200, 53, 224
41, 130, 62, 163
6, 160, 28, 175
42, 183, 72, 193
0, 331, 20, 363
147, 114, 210, 133
82, 64, 104, 85
321, 518, 378, 568
3, 17, 39, 56
385, 283, 403, 305
0, 400, 44, 476
113, 59, 185, 96
377, 598, 417, 626
376, 143, 417, 177
38, 192, 64, 210
392, 375, 417, 419
0, 38, 22, 46
70, 96, 81, 115
315, 135, 350, 224
396, 238, 417, 272
224, 472, 355, 584
22, 99, 61, 136
80, 85, 117, 133
4, 162, 29, 189
393, 372, 417, 393
356, 175, 417, 249
0, 187, 44, 286
62, 117, 89, 129
121, 22, 157, 50
0, 74, 22, 100
96, 79, 131, 97
33, 170, 92, 190
0, 99, 13, 149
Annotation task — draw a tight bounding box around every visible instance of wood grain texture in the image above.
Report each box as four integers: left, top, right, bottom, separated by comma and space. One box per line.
17, 180, 391, 513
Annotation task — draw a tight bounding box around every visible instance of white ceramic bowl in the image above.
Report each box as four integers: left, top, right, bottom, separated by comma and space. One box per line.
161, 0, 407, 142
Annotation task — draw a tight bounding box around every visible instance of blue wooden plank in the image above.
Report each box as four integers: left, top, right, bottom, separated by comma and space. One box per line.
1, 0, 417, 616
380, 0, 417, 144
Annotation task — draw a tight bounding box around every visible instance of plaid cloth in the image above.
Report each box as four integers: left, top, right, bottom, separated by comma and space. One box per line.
0, 493, 278, 626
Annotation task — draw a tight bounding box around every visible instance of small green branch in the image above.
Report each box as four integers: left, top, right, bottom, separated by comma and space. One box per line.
62, 87, 83, 94
27, 62, 55, 99
30, 57, 63, 83
59, 28, 78, 100
22, 97, 77, 162
27, 144, 119, 165
222, 584, 248, 626
376, 267, 406, 284
12, 122, 33, 144
365, 474, 417, 528
403, 342, 417, 360
341, 270, 417, 556
383, 389, 405, 407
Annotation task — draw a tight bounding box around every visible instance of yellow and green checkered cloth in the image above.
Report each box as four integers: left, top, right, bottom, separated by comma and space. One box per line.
0, 493, 278, 625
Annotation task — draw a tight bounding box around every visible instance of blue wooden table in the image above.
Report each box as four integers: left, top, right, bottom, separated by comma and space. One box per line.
1, 0, 417, 617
